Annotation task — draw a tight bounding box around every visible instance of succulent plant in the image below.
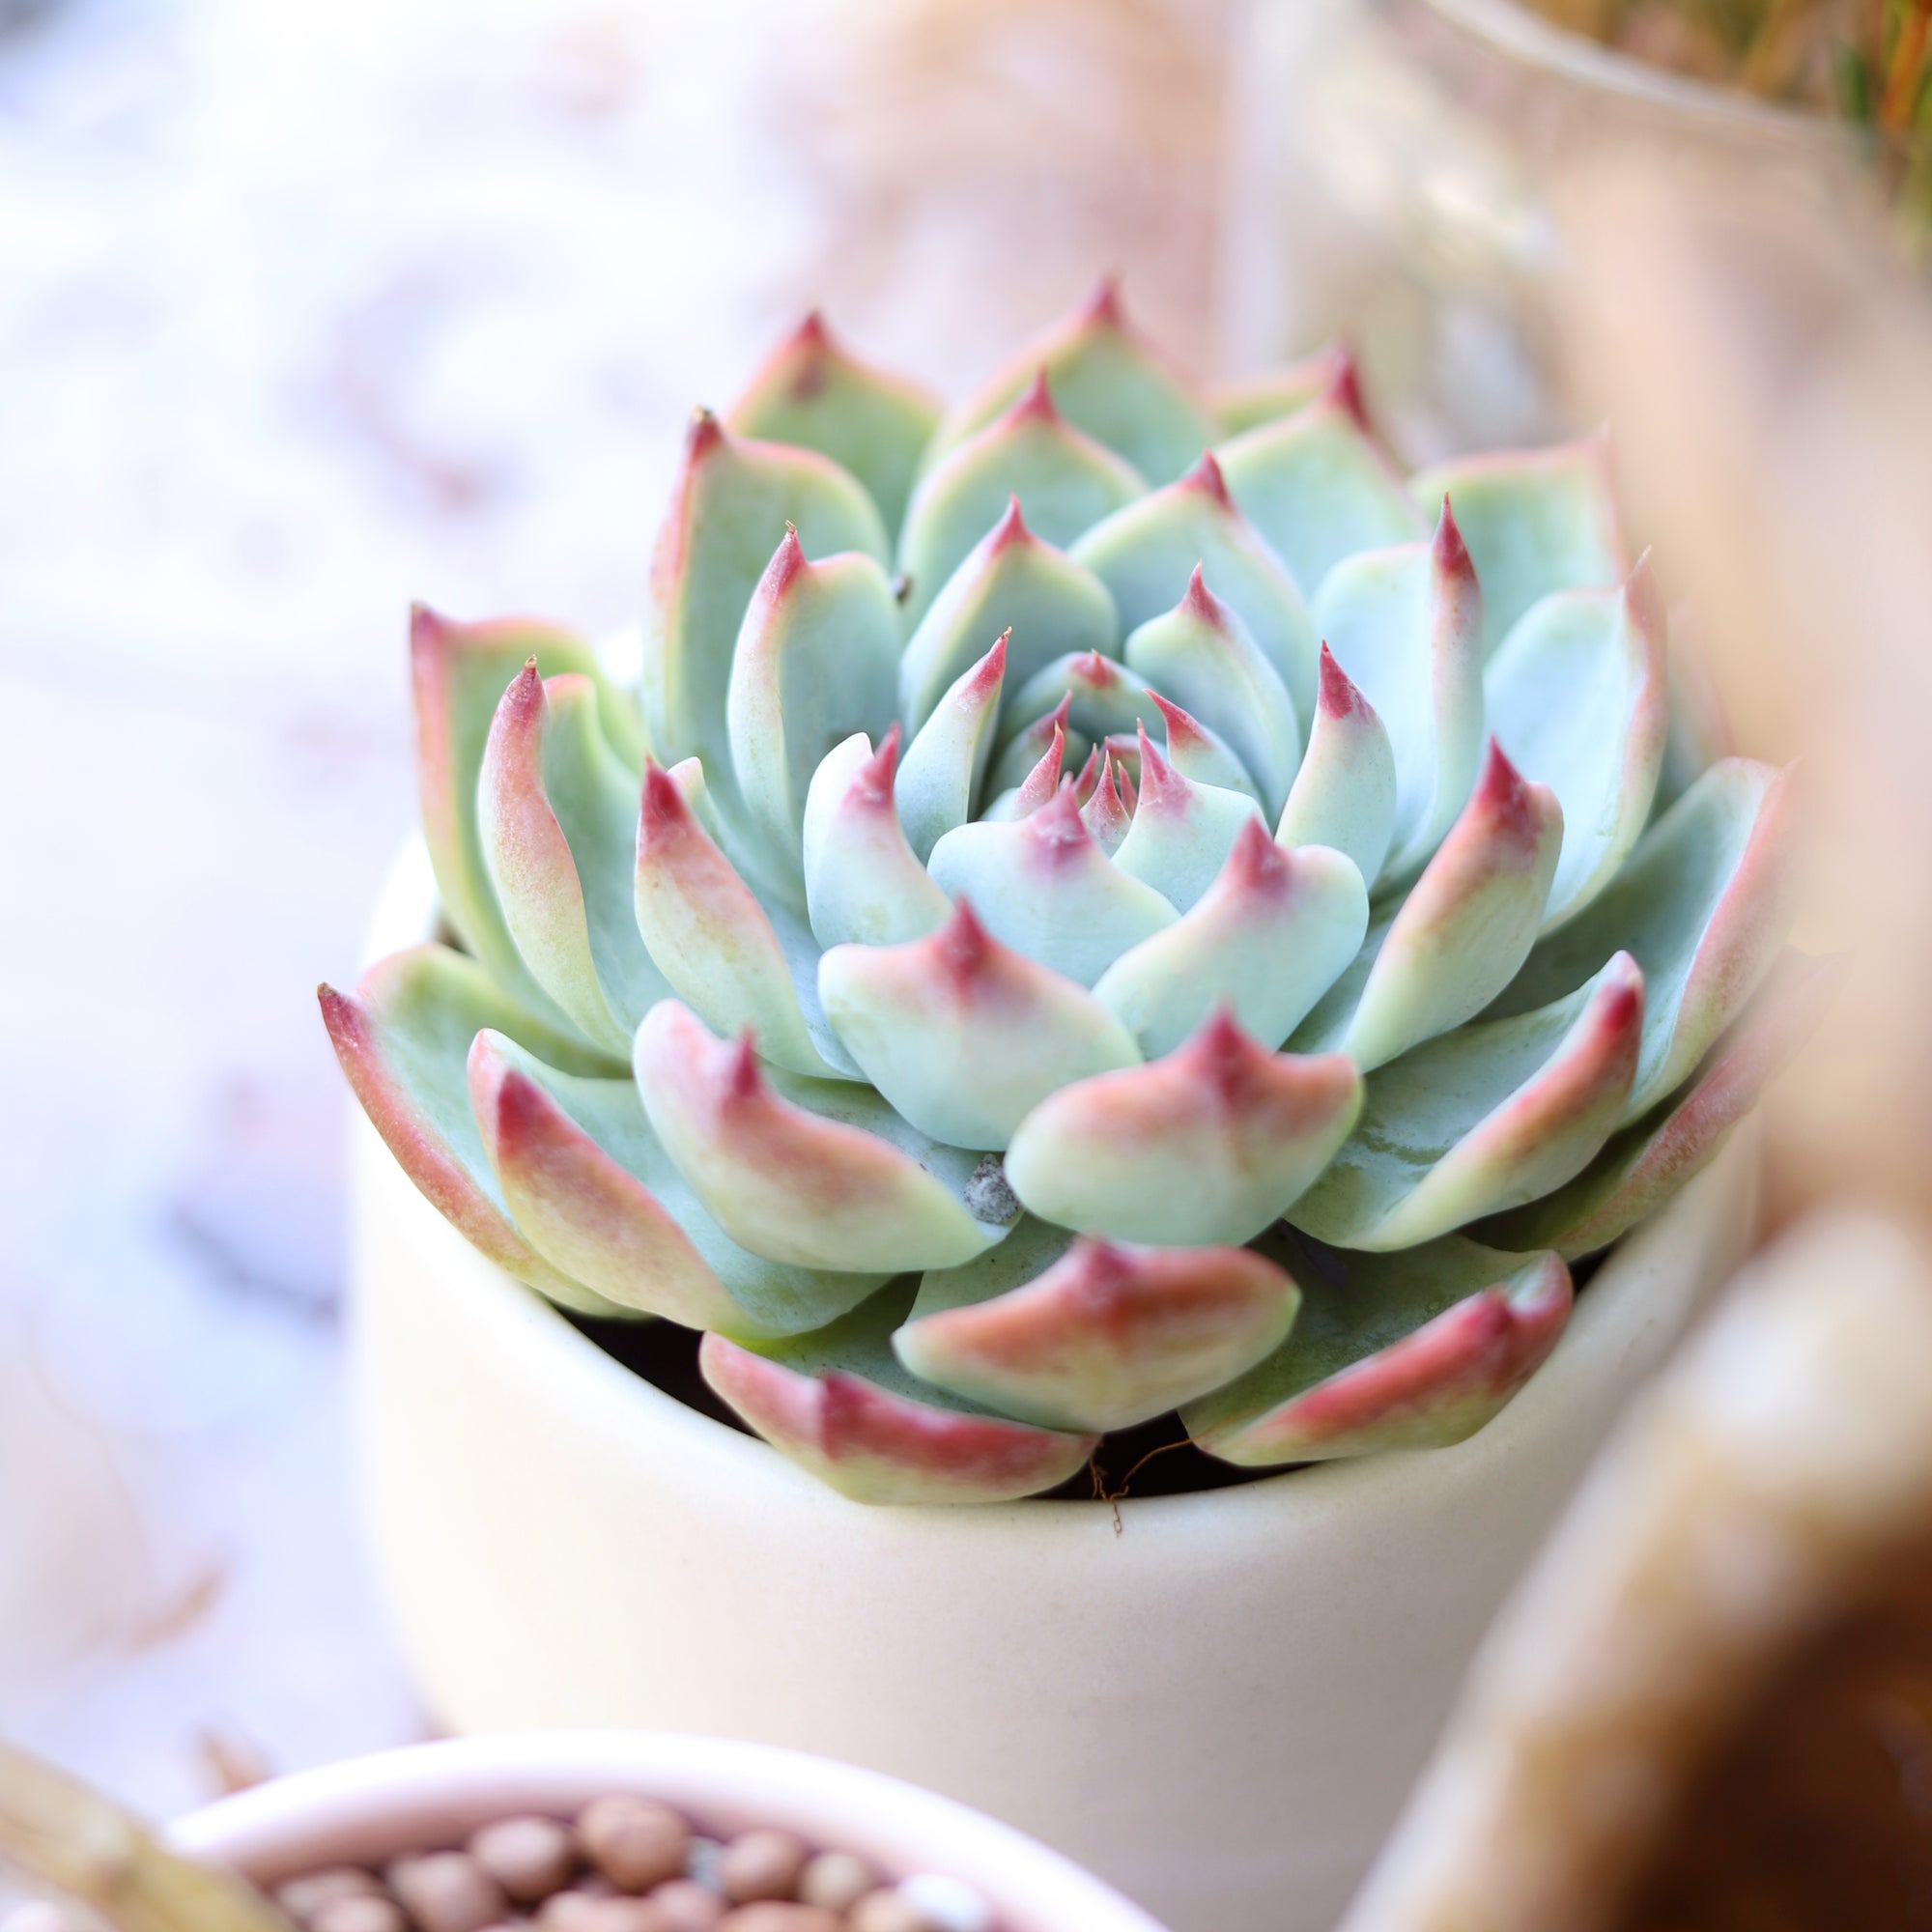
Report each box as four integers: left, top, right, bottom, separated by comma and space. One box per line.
322, 288, 1815, 1504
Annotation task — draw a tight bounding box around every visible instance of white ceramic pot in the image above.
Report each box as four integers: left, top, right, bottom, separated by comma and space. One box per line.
348, 844, 1755, 1932
168, 1731, 1164, 1931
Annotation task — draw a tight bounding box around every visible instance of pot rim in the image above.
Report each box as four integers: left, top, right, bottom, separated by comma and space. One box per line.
360, 835, 1752, 1534
168, 1732, 1170, 1930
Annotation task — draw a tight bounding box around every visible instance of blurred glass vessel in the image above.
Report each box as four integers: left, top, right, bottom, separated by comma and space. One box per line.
1221, 0, 1856, 457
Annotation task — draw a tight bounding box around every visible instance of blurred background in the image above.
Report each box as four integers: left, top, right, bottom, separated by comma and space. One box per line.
1, 0, 1921, 1840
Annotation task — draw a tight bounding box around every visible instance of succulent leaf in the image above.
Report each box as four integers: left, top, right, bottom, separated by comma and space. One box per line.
1122, 568, 1302, 816
1275, 645, 1400, 887
1094, 819, 1368, 1057
724, 311, 942, 538
1484, 757, 1796, 1120
410, 607, 638, 1032
818, 899, 1142, 1149
1484, 556, 1668, 930
897, 376, 1144, 626
702, 1283, 1097, 1504
926, 280, 1217, 487
1216, 365, 1424, 596
802, 729, 952, 950
1071, 452, 1320, 727
1210, 341, 1357, 437
1080, 753, 1134, 856
634, 1001, 1010, 1273
1146, 689, 1264, 803
893, 632, 1008, 862
633, 760, 859, 1080
1303, 740, 1564, 1069
896, 501, 1117, 735
469, 1030, 887, 1337
1108, 723, 1267, 915
1290, 953, 1644, 1250
982, 710, 1072, 822
479, 666, 672, 1055
1410, 433, 1626, 660
1005, 1008, 1363, 1246
926, 786, 1178, 988
1005, 647, 1162, 752
1184, 1235, 1572, 1464
725, 528, 903, 886
1480, 949, 1839, 1257
1310, 499, 1486, 882
318, 946, 625, 1314
643, 413, 889, 790
898, 1227, 1302, 1433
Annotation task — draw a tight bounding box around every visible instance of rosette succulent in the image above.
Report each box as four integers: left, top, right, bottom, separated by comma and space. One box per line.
323, 287, 1817, 1504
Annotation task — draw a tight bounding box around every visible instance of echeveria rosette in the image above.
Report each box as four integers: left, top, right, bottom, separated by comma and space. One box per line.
323, 286, 1816, 1505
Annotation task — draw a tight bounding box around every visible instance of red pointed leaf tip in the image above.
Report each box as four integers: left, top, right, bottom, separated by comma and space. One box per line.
1588, 951, 1645, 1045
1321, 347, 1370, 432
1180, 563, 1228, 628
409, 602, 453, 656
933, 896, 996, 990
1222, 814, 1291, 895
855, 722, 902, 803
1003, 367, 1060, 428
1134, 718, 1182, 808
1185, 1003, 1269, 1094
1026, 782, 1094, 861
1080, 273, 1125, 331
684, 406, 725, 465
757, 522, 810, 603
1179, 450, 1232, 508
988, 495, 1033, 554
1316, 642, 1370, 723
499, 654, 544, 722
723, 1028, 765, 1104
1145, 692, 1215, 785
639, 757, 695, 838
1069, 744, 1103, 807
1471, 735, 1533, 824
1431, 495, 1474, 586
1014, 724, 1066, 815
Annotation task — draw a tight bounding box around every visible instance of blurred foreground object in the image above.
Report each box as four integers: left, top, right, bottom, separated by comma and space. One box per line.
0, 1742, 289, 1932
1558, 157, 1932, 1232
1224, 0, 1859, 455
1338, 1213, 1932, 1931
1338, 151, 1932, 1932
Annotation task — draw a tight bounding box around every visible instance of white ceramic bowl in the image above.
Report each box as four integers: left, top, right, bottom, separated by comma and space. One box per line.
170, 1732, 1167, 1931
349, 842, 1756, 1932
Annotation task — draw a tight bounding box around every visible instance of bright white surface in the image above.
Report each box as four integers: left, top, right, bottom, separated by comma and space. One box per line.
171, 1731, 1168, 1932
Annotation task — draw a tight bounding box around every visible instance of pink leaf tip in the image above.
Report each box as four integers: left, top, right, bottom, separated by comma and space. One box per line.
1431, 494, 1474, 586
1179, 449, 1232, 508
935, 896, 995, 987
1004, 367, 1060, 427
684, 406, 725, 465
1180, 562, 1227, 627
1081, 273, 1125, 331
1013, 720, 1068, 816
1321, 347, 1370, 432
857, 722, 902, 801
640, 757, 695, 837
1316, 641, 1370, 722
988, 495, 1033, 554
724, 1027, 764, 1103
